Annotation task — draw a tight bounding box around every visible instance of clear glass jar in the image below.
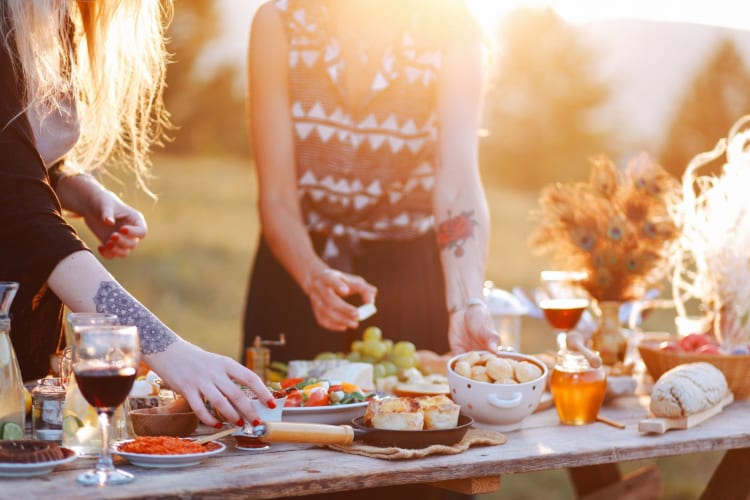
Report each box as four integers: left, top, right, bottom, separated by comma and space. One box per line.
0, 282, 25, 432
31, 377, 65, 440
549, 349, 607, 425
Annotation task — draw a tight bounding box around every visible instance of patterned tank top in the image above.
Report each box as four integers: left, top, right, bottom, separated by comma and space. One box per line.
275, 0, 442, 258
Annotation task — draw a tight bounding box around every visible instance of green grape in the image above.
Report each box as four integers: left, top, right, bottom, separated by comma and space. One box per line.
362, 339, 387, 360
382, 339, 393, 356
392, 354, 418, 370
393, 341, 417, 358
350, 340, 364, 354
315, 351, 340, 361
362, 326, 383, 343
379, 360, 398, 377
372, 363, 387, 380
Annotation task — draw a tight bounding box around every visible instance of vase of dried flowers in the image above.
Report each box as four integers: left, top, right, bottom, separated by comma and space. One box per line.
529, 153, 680, 365
591, 301, 627, 366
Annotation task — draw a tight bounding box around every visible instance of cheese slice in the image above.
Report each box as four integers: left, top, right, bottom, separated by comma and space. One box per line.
320, 362, 374, 391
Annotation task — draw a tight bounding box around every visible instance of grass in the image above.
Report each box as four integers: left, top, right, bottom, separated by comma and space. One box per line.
71, 154, 719, 498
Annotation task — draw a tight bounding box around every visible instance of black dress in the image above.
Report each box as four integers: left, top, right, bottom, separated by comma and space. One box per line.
0, 30, 89, 381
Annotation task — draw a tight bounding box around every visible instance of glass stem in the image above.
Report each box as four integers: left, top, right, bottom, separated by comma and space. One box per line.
96, 410, 115, 473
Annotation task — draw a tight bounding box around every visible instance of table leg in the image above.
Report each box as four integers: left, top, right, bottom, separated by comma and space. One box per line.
701, 447, 750, 500
569, 464, 661, 500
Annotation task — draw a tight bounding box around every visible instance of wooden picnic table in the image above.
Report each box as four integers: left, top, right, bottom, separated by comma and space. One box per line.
6, 395, 750, 499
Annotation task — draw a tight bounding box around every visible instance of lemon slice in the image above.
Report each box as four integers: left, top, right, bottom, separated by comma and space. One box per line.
0, 421, 24, 440
62, 415, 84, 435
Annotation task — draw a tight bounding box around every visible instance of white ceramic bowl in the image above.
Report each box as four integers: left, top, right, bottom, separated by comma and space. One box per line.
447, 351, 548, 431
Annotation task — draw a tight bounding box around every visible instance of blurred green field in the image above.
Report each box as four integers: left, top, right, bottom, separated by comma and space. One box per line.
72, 155, 720, 499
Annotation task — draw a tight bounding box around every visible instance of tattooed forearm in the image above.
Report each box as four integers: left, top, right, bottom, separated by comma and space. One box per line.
437, 210, 477, 257
94, 281, 177, 354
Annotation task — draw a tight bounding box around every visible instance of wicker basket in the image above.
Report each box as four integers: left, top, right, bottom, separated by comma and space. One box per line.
638, 344, 750, 400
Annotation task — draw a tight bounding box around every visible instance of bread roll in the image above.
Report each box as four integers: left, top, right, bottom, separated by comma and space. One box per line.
486, 357, 514, 381
417, 395, 460, 430
514, 361, 543, 383
364, 397, 423, 430
650, 362, 730, 418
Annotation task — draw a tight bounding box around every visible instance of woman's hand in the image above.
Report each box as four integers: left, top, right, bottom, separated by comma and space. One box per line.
57, 174, 147, 258
448, 303, 499, 354
306, 268, 377, 331
145, 341, 275, 428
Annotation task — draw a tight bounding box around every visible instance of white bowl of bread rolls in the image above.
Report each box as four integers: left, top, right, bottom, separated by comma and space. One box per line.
448, 351, 548, 431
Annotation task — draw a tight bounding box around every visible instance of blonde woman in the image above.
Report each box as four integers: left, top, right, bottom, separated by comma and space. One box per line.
0, 1, 272, 427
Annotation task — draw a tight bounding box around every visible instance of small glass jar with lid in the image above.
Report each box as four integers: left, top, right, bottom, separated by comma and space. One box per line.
549, 348, 607, 425
31, 377, 66, 440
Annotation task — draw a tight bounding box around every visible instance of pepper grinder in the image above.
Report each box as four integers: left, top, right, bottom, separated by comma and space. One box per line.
246, 334, 286, 383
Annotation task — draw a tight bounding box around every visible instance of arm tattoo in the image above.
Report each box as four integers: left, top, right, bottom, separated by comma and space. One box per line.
94, 281, 177, 354
436, 210, 477, 257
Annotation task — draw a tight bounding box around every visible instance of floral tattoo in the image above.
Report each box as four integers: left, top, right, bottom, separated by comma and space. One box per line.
437, 210, 477, 257
94, 281, 177, 354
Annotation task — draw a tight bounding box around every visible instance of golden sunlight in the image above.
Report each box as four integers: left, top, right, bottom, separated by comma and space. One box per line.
466, 0, 750, 32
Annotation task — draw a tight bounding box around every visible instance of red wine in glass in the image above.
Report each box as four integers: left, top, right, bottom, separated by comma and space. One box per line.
72, 325, 139, 486
76, 367, 136, 412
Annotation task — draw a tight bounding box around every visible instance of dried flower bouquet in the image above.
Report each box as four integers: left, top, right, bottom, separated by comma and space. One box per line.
669, 115, 750, 352
529, 154, 680, 302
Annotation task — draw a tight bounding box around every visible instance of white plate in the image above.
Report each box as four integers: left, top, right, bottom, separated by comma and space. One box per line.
0, 448, 77, 478
112, 440, 225, 468
282, 401, 368, 425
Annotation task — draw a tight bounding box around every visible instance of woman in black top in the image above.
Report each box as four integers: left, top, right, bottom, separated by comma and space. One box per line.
0, 0, 273, 427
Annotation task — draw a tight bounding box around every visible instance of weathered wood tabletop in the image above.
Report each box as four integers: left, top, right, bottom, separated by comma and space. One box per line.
6, 396, 750, 499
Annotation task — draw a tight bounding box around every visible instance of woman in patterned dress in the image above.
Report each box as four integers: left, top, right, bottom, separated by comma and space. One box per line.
243, 0, 497, 363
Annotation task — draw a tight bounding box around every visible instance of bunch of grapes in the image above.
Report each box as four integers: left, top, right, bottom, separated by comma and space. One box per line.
316, 326, 419, 380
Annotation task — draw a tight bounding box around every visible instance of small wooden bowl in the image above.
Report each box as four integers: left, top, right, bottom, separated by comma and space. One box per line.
129, 407, 199, 437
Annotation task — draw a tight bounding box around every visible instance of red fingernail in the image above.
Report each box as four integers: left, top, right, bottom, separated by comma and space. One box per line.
111, 233, 120, 241
106, 241, 115, 249
252, 419, 261, 427
214, 423, 223, 429
119, 227, 129, 235
267, 399, 277, 409
236, 419, 244, 427
98, 245, 105, 253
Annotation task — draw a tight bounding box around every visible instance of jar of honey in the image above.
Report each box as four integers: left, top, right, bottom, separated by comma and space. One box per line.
550, 349, 606, 425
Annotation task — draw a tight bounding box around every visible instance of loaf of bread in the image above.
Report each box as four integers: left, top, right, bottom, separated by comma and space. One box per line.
650, 362, 730, 418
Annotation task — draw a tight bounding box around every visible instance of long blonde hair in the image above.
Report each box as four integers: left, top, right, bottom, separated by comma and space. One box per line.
0, 0, 172, 193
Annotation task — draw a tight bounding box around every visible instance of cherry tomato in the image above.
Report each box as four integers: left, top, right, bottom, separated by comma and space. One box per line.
304, 387, 330, 407
284, 388, 303, 407
280, 377, 305, 389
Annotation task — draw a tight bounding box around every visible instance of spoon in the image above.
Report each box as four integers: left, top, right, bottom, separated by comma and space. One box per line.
193, 426, 240, 446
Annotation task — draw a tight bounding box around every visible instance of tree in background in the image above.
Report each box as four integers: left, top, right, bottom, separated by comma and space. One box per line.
163, 1, 248, 156
480, 8, 617, 192
659, 38, 750, 178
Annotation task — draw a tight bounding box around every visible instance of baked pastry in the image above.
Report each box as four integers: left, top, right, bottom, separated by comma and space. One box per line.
364, 397, 424, 430
0, 440, 65, 463
650, 362, 730, 418
514, 361, 544, 383
417, 395, 460, 430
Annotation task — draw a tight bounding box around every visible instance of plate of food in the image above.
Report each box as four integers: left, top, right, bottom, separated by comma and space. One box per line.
283, 401, 369, 425
0, 441, 77, 478
275, 378, 376, 424
112, 436, 225, 468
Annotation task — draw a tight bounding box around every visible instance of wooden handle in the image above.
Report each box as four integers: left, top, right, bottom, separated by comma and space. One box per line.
256, 421, 355, 445
566, 332, 602, 368
193, 426, 239, 445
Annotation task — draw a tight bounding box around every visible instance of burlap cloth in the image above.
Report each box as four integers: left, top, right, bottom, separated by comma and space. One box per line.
326, 428, 506, 460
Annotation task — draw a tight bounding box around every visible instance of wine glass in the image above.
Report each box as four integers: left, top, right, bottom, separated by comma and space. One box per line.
72, 325, 139, 486
61, 312, 119, 388
538, 271, 590, 350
